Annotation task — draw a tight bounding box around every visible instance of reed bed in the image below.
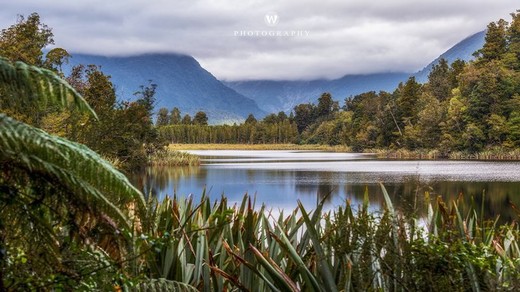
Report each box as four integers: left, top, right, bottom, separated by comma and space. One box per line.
374, 148, 520, 161
168, 143, 352, 152
148, 149, 200, 166
125, 186, 520, 291
448, 149, 520, 160
373, 149, 443, 159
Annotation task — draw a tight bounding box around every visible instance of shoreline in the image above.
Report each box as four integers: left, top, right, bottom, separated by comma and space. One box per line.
167, 144, 520, 161
168, 143, 352, 152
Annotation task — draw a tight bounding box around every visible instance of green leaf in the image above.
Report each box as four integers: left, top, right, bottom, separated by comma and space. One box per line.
297, 201, 338, 292
0, 113, 145, 230
0, 57, 97, 119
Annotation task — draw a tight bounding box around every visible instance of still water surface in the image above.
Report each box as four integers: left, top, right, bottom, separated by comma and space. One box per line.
133, 150, 520, 220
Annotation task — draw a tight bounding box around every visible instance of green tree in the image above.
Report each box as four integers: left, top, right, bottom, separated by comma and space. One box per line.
129, 81, 162, 160
462, 123, 486, 152
476, 19, 508, 62
66, 65, 118, 151
316, 92, 335, 118
507, 95, 520, 146
459, 63, 501, 130
345, 91, 387, 150
170, 107, 181, 125
0, 13, 70, 126
64, 66, 161, 168
277, 111, 288, 121
505, 11, 520, 69
0, 57, 144, 289
182, 114, 192, 125
439, 89, 467, 152
428, 58, 451, 101
44, 47, 71, 74
0, 13, 53, 66
293, 103, 316, 133
134, 81, 157, 117
396, 77, 422, 126
449, 59, 466, 88
193, 111, 208, 125
245, 114, 257, 124
508, 111, 520, 146
156, 107, 170, 126
262, 113, 279, 124
487, 114, 509, 145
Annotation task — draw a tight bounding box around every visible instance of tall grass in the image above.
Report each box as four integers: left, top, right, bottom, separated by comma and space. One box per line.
373, 148, 443, 159
448, 149, 520, 160
168, 143, 352, 152
375, 148, 520, 160
148, 149, 200, 166
125, 186, 520, 291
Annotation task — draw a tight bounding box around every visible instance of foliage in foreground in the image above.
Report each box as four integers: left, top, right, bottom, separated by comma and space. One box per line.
122, 186, 520, 291
0, 57, 145, 290
0, 14, 164, 171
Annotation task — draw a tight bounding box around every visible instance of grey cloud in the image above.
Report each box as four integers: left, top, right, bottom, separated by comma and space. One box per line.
0, 0, 518, 80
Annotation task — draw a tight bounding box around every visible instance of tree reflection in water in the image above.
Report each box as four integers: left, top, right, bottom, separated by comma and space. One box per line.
129, 151, 520, 222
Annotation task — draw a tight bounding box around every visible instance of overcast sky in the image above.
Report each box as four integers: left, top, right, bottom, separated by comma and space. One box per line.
0, 1, 518, 80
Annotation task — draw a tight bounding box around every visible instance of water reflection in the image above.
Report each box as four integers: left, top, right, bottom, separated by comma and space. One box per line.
340, 181, 520, 221
130, 150, 520, 221
130, 166, 201, 197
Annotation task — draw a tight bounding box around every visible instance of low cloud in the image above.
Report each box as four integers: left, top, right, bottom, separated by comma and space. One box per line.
1, 0, 518, 80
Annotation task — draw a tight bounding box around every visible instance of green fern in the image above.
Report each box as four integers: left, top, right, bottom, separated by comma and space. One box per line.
0, 57, 97, 118
0, 56, 145, 229
0, 113, 145, 228
0, 57, 145, 288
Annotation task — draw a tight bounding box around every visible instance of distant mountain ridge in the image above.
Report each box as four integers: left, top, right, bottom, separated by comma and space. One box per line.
413, 30, 486, 82
65, 30, 486, 122
226, 30, 486, 113
225, 73, 409, 113
64, 53, 266, 124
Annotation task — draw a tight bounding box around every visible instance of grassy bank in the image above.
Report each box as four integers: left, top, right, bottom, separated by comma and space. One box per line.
148, 149, 200, 166
168, 143, 352, 152
373, 148, 520, 160
167, 144, 520, 161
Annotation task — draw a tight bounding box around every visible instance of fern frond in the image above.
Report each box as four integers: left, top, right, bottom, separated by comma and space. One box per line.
0, 57, 97, 119
0, 113, 145, 229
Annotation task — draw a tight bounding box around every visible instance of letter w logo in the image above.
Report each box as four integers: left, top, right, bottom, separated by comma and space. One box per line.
264, 13, 279, 26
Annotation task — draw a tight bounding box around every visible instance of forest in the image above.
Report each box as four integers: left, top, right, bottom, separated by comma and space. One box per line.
1, 10, 520, 291
157, 12, 520, 158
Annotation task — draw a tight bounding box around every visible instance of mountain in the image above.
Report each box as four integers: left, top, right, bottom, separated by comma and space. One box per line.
413, 30, 486, 82
65, 53, 266, 124
225, 30, 486, 114
64, 30, 487, 121
225, 73, 409, 113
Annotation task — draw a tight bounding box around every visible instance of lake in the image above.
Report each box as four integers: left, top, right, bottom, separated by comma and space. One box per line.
133, 150, 520, 220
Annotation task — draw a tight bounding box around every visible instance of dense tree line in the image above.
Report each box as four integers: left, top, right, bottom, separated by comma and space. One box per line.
158, 108, 298, 144
296, 12, 520, 154
0, 13, 163, 169
156, 107, 208, 126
